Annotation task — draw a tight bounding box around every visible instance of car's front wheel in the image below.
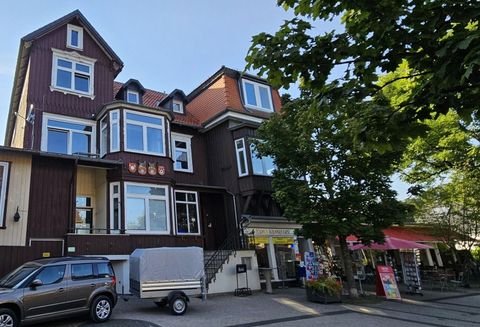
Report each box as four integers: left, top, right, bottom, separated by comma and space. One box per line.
0, 308, 18, 327
90, 295, 113, 323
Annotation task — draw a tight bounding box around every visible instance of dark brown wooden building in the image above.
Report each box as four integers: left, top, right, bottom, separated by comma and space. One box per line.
0, 10, 303, 291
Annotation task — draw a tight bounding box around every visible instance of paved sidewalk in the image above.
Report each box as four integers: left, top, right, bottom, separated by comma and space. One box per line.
38, 287, 480, 327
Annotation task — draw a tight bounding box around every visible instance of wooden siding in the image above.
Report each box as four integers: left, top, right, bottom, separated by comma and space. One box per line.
204, 122, 239, 192
238, 176, 274, 194
66, 234, 203, 255
27, 156, 75, 239
0, 153, 32, 246
0, 240, 63, 277
25, 21, 116, 151
170, 125, 209, 185
12, 61, 31, 148
105, 152, 175, 184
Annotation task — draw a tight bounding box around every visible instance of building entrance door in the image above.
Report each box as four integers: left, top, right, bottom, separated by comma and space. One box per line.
201, 193, 228, 251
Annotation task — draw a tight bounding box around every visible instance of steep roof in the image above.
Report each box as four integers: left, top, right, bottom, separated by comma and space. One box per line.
186, 66, 282, 126
5, 10, 124, 146
22, 10, 123, 68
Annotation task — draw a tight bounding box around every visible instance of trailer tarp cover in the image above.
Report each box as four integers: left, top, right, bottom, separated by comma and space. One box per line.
130, 247, 204, 282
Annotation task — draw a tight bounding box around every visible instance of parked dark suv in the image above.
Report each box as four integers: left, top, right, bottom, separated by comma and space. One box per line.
0, 256, 117, 327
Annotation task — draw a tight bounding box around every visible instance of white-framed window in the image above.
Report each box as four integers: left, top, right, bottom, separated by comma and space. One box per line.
75, 196, 93, 234
100, 115, 108, 157
250, 143, 276, 176
67, 24, 83, 50
124, 110, 165, 156
51, 49, 95, 98
109, 182, 121, 234
172, 100, 184, 114
0, 162, 9, 227
241, 79, 273, 112
125, 183, 169, 234
127, 90, 139, 104
41, 113, 96, 156
171, 133, 193, 173
235, 138, 248, 177
110, 110, 120, 152
175, 191, 200, 235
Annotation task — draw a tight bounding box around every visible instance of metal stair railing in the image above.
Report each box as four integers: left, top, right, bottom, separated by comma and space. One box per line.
204, 232, 253, 286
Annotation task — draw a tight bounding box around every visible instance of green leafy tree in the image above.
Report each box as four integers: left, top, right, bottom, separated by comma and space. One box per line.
410, 174, 480, 283
401, 111, 480, 186
255, 97, 410, 296
246, 0, 480, 146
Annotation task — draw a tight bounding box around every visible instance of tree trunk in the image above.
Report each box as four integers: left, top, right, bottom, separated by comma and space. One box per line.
338, 235, 358, 297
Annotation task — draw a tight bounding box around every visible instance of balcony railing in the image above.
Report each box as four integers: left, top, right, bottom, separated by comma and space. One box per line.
70, 227, 126, 235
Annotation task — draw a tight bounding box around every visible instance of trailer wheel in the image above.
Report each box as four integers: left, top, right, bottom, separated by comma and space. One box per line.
169, 295, 188, 315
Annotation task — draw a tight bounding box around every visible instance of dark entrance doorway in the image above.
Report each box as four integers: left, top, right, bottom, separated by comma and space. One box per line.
201, 193, 228, 251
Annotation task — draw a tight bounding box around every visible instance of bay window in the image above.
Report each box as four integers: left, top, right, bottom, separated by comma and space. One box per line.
100, 116, 107, 157
110, 110, 120, 152
124, 111, 165, 155
250, 143, 276, 176
175, 191, 200, 235
235, 138, 248, 177
125, 183, 169, 233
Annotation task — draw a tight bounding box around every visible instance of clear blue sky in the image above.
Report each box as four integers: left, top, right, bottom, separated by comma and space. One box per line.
0, 0, 409, 199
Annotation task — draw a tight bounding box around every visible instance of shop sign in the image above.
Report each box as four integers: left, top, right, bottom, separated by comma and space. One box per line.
376, 265, 401, 300
246, 228, 295, 237
254, 237, 295, 244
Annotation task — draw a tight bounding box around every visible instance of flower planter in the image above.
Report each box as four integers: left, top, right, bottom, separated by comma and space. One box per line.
306, 286, 342, 304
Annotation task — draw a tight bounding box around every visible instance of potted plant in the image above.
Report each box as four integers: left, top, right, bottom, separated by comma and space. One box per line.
306, 276, 342, 303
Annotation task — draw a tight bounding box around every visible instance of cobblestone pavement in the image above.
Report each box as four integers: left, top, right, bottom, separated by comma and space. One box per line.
32, 287, 480, 327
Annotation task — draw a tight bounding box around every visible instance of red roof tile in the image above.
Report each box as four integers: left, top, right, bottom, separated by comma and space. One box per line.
187, 73, 282, 125
113, 81, 201, 128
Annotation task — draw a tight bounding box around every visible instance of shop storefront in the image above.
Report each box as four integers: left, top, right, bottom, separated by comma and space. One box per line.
242, 216, 309, 281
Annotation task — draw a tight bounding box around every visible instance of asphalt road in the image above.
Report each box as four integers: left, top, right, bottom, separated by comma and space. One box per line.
31, 288, 480, 327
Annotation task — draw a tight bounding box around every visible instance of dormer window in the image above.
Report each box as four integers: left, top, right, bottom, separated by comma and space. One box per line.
172, 100, 184, 114
67, 24, 83, 50
241, 79, 273, 112
127, 90, 140, 104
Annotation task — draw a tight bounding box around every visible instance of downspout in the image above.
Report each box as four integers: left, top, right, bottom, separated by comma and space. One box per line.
69, 158, 78, 234
226, 190, 238, 233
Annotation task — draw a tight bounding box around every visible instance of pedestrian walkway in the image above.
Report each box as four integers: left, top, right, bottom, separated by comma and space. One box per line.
41, 287, 480, 327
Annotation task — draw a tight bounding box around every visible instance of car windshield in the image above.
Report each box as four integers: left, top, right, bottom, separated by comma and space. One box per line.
0, 265, 38, 288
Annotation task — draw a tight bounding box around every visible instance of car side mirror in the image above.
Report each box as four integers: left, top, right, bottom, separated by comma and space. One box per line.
30, 279, 43, 289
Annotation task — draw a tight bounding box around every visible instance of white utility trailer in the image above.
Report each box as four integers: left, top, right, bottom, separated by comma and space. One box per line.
129, 247, 206, 315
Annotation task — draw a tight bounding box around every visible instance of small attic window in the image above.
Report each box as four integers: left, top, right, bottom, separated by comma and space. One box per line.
173, 100, 184, 113
127, 90, 139, 104
67, 24, 83, 50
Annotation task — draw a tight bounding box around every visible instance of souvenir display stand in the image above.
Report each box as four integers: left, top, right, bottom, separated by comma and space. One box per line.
400, 250, 423, 295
